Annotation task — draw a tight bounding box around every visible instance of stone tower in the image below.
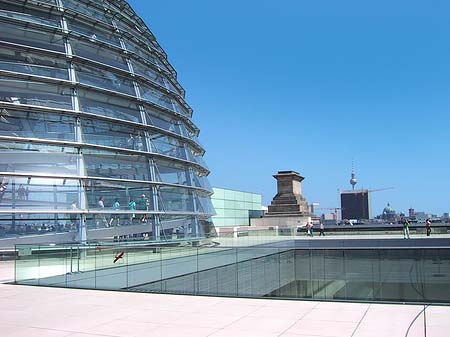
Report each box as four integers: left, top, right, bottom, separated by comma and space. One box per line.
266, 171, 310, 216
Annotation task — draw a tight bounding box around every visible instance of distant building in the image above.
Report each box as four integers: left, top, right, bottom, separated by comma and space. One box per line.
381, 203, 397, 222
321, 212, 337, 226
415, 212, 427, 222
340, 190, 370, 220
409, 208, 415, 219
211, 188, 263, 227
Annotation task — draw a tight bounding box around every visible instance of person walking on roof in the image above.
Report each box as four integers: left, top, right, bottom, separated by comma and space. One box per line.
128, 198, 136, 224
403, 219, 410, 239
109, 198, 121, 227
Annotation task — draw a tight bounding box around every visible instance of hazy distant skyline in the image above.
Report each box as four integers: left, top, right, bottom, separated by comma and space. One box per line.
129, 0, 450, 215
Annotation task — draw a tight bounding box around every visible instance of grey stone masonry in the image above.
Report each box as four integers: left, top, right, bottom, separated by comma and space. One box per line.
266, 171, 310, 216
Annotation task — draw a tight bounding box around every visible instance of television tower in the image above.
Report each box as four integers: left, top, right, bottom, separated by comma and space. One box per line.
350, 162, 357, 190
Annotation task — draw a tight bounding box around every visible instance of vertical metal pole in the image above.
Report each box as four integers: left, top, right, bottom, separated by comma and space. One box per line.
77, 246, 80, 272
423, 304, 427, 337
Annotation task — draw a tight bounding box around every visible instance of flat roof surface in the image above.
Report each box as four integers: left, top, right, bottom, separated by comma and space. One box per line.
0, 282, 449, 337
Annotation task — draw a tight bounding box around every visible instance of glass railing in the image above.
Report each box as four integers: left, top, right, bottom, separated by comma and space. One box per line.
15, 242, 450, 304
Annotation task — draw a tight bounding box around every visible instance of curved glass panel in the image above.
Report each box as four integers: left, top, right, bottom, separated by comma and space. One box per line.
0, 79, 72, 109
0, 47, 68, 80
0, 21, 64, 52
196, 192, 215, 214
144, 107, 184, 136
186, 147, 208, 169
0, 109, 75, 141
78, 89, 141, 123
70, 39, 128, 70
68, 19, 120, 47
62, 0, 112, 25
139, 83, 179, 113
154, 159, 189, 186
81, 118, 145, 151
0, 5, 60, 28
75, 63, 135, 96
0, 213, 77, 238
0, 142, 79, 176
192, 170, 212, 191
85, 178, 155, 212
132, 59, 171, 91
159, 215, 197, 236
149, 132, 187, 161
159, 186, 194, 213
0, 175, 80, 211
83, 150, 151, 181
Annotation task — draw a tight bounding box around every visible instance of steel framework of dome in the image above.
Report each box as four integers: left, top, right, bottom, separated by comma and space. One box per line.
0, 0, 215, 244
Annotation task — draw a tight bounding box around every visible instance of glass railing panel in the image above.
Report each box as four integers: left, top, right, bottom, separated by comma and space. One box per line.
15, 244, 40, 285
294, 249, 312, 298
159, 246, 197, 295
36, 244, 68, 287
127, 245, 162, 289
90, 244, 128, 290
197, 247, 236, 296
277, 249, 296, 298
421, 248, 450, 303
309, 249, 326, 300
321, 249, 347, 301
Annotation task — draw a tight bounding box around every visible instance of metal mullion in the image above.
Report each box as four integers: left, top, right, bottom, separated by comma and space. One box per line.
149, 158, 161, 240
62, 8, 87, 242
55, 0, 64, 12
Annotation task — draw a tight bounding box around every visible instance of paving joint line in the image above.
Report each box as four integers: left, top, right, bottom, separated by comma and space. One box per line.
351, 303, 371, 337
277, 301, 321, 336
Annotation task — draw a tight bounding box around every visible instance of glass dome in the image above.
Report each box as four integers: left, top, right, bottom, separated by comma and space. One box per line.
0, 0, 215, 244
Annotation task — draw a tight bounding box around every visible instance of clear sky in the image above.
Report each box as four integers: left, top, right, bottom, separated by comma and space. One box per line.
128, 0, 450, 216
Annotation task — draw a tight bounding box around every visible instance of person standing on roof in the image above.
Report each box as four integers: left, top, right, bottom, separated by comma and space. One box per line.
425, 218, 432, 237
319, 222, 325, 236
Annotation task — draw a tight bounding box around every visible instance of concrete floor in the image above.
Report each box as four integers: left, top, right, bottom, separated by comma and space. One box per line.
0, 282, 449, 337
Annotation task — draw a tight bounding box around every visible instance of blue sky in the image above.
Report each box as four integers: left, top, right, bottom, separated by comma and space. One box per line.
128, 0, 450, 215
